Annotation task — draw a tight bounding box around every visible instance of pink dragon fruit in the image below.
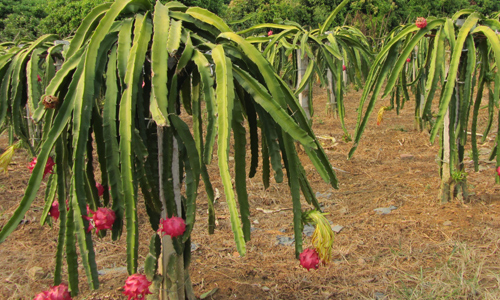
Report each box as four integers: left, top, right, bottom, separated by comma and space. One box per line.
83, 205, 94, 233
122, 274, 152, 300
44, 157, 55, 177
416, 17, 427, 29
28, 157, 55, 178
299, 248, 320, 271
158, 216, 186, 238
268, 30, 273, 36
49, 201, 60, 221
48, 284, 72, 300
96, 182, 104, 197
33, 284, 71, 300
28, 158, 37, 173
86, 207, 115, 233
342, 65, 346, 71
406, 58, 411, 63
496, 166, 500, 177
33, 290, 51, 300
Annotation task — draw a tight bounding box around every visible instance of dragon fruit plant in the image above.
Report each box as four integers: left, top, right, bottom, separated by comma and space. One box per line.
349, 10, 500, 203
0, 0, 339, 298
239, 0, 372, 134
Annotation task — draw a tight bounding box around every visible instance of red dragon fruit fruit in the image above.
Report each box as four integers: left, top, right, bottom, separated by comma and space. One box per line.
28, 157, 55, 178
49, 201, 60, 221
299, 248, 320, 271
122, 274, 152, 300
416, 17, 427, 29
44, 157, 55, 177
87, 207, 115, 233
33, 290, 51, 300
33, 284, 71, 300
342, 65, 346, 71
28, 158, 37, 173
268, 30, 273, 36
158, 216, 186, 238
496, 166, 500, 177
48, 284, 72, 300
83, 205, 95, 233
95, 182, 104, 197
406, 58, 411, 63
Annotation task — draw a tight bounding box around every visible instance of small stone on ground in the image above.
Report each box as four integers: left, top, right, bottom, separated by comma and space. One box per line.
303, 224, 315, 237
374, 206, 398, 215
276, 235, 295, 246
331, 225, 344, 233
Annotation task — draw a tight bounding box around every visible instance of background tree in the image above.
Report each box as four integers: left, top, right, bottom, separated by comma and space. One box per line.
176, 0, 231, 16
224, 0, 346, 31
0, 0, 47, 42
39, 0, 107, 38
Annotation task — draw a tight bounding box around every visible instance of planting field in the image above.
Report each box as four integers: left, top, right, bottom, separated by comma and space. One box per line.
1, 86, 500, 299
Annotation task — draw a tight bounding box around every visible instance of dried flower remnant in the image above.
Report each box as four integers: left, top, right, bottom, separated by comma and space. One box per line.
0, 142, 21, 173
303, 210, 335, 262
377, 106, 390, 126
42, 95, 59, 109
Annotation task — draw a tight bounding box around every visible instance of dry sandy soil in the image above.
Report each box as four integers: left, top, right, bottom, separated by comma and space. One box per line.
1, 85, 500, 299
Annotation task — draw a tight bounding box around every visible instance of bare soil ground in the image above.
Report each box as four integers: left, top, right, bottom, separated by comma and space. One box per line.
1, 85, 500, 300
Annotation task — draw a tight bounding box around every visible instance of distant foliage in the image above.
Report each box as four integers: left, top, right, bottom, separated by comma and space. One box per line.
226, 0, 500, 36
224, 0, 346, 31
0, 0, 46, 42
39, 0, 107, 38
39, 0, 230, 38
174, 0, 231, 16
3, 0, 499, 42
347, 0, 500, 40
